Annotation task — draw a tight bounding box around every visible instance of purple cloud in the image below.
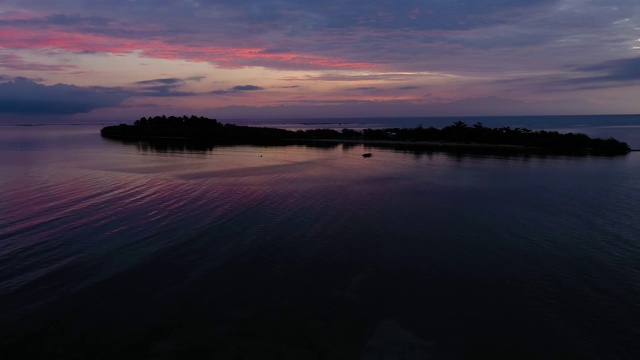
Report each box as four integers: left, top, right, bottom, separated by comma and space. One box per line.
211, 85, 265, 95
131, 76, 206, 96
232, 85, 264, 91
134, 78, 185, 86
0, 53, 77, 71
573, 57, 640, 84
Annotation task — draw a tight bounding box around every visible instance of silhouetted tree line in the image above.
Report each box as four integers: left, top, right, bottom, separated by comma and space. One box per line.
102, 115, 295, 140
101, 116, 630, 155
356, 121, 629, 154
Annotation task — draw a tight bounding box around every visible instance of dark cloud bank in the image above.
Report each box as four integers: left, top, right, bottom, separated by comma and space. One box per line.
211, 85, 265, 95
0, 77, 267, 117
0, 77, 128, 114
568, 57, 640, 89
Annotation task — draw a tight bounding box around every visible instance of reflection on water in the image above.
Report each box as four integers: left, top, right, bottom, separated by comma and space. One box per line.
1, 126, 640, 359
113, 138, 343, 153
107, 135, 631, 159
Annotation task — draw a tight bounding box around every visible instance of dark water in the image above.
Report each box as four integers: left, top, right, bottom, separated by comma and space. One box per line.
1, 124, 640, 359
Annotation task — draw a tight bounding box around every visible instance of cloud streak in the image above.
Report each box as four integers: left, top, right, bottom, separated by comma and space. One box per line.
131, 76, 206, 96
232, 85, 264, 91
211, 85, 265, 95
0, 52, 76, 71
0, 25, 377, 71
565, 57, 640, 89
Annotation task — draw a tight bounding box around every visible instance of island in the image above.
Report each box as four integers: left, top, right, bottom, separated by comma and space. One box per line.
101, 115, 631, 155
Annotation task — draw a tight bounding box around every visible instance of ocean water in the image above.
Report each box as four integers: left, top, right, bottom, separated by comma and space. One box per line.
1, 119, 640, 359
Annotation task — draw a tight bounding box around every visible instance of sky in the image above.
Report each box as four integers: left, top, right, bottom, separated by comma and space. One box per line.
0, 0, 639, 123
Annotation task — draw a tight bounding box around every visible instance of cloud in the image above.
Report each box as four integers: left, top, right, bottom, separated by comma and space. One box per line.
131, 76, 205, 96
0, 26, 376, 71
507, 57, 640, 92
0, 53, 77, 71
136, 86, 195, 97
285, 72, 452, 82
134, 76, 205, 86
259, 48, 290, 54
0, 77, 129, 114
135, 78, 185, 86
568, 57, 640, 88
211, 84, 265, 95
0, 75, 207, 116
0, 0, 567, 72
185, 0, 558, 32
232, 85, 264, 91
0, 13, 112, 27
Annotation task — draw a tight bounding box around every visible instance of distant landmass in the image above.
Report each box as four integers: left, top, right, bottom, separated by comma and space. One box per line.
101, 115, 631, 155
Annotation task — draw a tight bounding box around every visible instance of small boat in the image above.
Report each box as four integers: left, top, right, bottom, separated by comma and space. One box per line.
362, 153, 373, 158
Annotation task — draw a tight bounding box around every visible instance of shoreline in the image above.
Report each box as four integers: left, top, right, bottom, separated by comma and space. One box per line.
100, 118, 632, 156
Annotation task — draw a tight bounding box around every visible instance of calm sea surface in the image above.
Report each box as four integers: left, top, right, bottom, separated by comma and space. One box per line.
1, 119, 640, 359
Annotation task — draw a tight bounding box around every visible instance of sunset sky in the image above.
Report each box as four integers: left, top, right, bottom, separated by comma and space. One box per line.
1, 0, 639, 123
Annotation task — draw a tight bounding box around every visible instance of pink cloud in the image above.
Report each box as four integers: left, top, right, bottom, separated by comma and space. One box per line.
0, 26, 377, 71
